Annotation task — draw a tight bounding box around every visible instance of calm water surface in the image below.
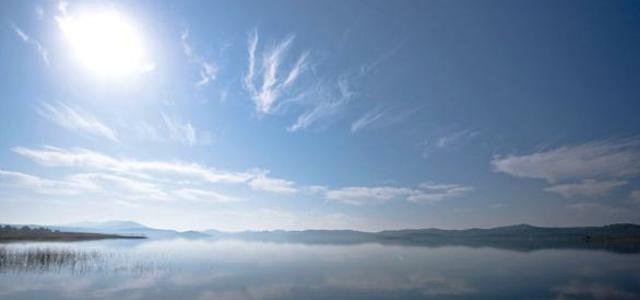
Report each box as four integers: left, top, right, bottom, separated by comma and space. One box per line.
1, 239, 639, 299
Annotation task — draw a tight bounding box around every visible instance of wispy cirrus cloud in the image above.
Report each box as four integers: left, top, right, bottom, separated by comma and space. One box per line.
244, 29, 310, 114
181, 30, 217, 87
435, 129, 479, 148
132, 116, 211, 147
10, 23, 49, 65
0, 169, 239, 204
248, 172, 298, 194
0, 169, 95, 196
172, 188, 239, 203
350, 106, 418, 133
422, 129, 479, 158
544, 179, 627, 198
36, 102, 119, 142
10, 145, 471, 205
492, 138, 640, 197
325, 183, 473, 205
492, 138, 640, 183
12, 146, 296, 197
287, 76, 354, 132
12, 146, 253, 184
161, 114, 211, 146
350, 107, 387, 133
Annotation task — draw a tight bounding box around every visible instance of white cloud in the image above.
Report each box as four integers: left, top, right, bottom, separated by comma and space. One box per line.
287, 76, 353, 132
436, 129, 478, 148
408, 184, 474, 204
36, 102, 119, 142
0, 169, 95, 196
10, 146, 471, 205
68, 173, 170, 201
325, 183, 472, 205
161, 113, 210, 146
492, 138, 640, 183
544, 179, 627, 198
422, 128, 478, 158
35, 6, 44, 20
350, 107, 387, 133
1, 167, 241, 206
350, 106, 418, 133
492, 138, 640, 198
325, 186, 413, 205
244, 30, 310, 114
12, 146, 254, 184
173, 188, 240, 203
181, 30, 217, 87
133, 122, 163, 142
11, 24, 49, 65
249, 172, 298, 194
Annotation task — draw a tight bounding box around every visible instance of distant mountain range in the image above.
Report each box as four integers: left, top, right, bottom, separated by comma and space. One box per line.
7, 220, 209, 239
4, 221, 640, 253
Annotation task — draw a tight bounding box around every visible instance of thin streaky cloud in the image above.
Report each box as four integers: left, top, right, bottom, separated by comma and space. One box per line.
172, 188, 240, 203
10, 23, 49, 65
325, 183, 473, 206
422, 128, 479, 158
436, 129, 479, 148
544, 179, 627, 198
244, 29, 259, 96
244, 29, 309, 114
10, 145, 471, 204
161, 113, 211, 146
249, 172, 298, 194
287, 75, 354, 132
492, 138, 640, 183
181, 29, 217, 87
0, 168, 239, 204
351, 107, 387, 133
0, 169, 95, 196
36, 102, 119, 142
350, 105, 418, 133
162, 114, 196, 146
11, 146, 291, 195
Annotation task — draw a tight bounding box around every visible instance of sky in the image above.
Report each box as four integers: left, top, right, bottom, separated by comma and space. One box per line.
1, 0, 640, 231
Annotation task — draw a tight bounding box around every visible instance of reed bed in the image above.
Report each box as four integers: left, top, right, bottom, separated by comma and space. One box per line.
0, 246, 160, 274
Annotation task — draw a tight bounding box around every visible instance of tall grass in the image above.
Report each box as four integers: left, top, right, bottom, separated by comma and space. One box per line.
0, 247, 104, 273
0, 246, 163, 274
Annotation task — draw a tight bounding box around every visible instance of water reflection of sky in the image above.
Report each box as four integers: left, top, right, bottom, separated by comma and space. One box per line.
1, 239, 639, 300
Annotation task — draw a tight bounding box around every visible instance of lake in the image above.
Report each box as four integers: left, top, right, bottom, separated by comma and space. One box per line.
1, 238, 639, 299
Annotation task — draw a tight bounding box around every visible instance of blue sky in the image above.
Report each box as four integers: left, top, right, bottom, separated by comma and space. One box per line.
1, 0, 640, 231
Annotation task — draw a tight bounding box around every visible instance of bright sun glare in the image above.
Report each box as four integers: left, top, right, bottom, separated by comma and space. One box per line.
58, 10, 153, 77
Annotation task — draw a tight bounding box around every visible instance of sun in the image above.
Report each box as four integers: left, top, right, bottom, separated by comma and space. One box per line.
57, 9, 153, 77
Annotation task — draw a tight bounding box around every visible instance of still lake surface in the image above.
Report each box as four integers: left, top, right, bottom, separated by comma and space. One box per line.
1, 238, 639, 300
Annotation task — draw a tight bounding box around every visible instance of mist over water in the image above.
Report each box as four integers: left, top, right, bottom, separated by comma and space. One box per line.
1, 239, 639, 300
